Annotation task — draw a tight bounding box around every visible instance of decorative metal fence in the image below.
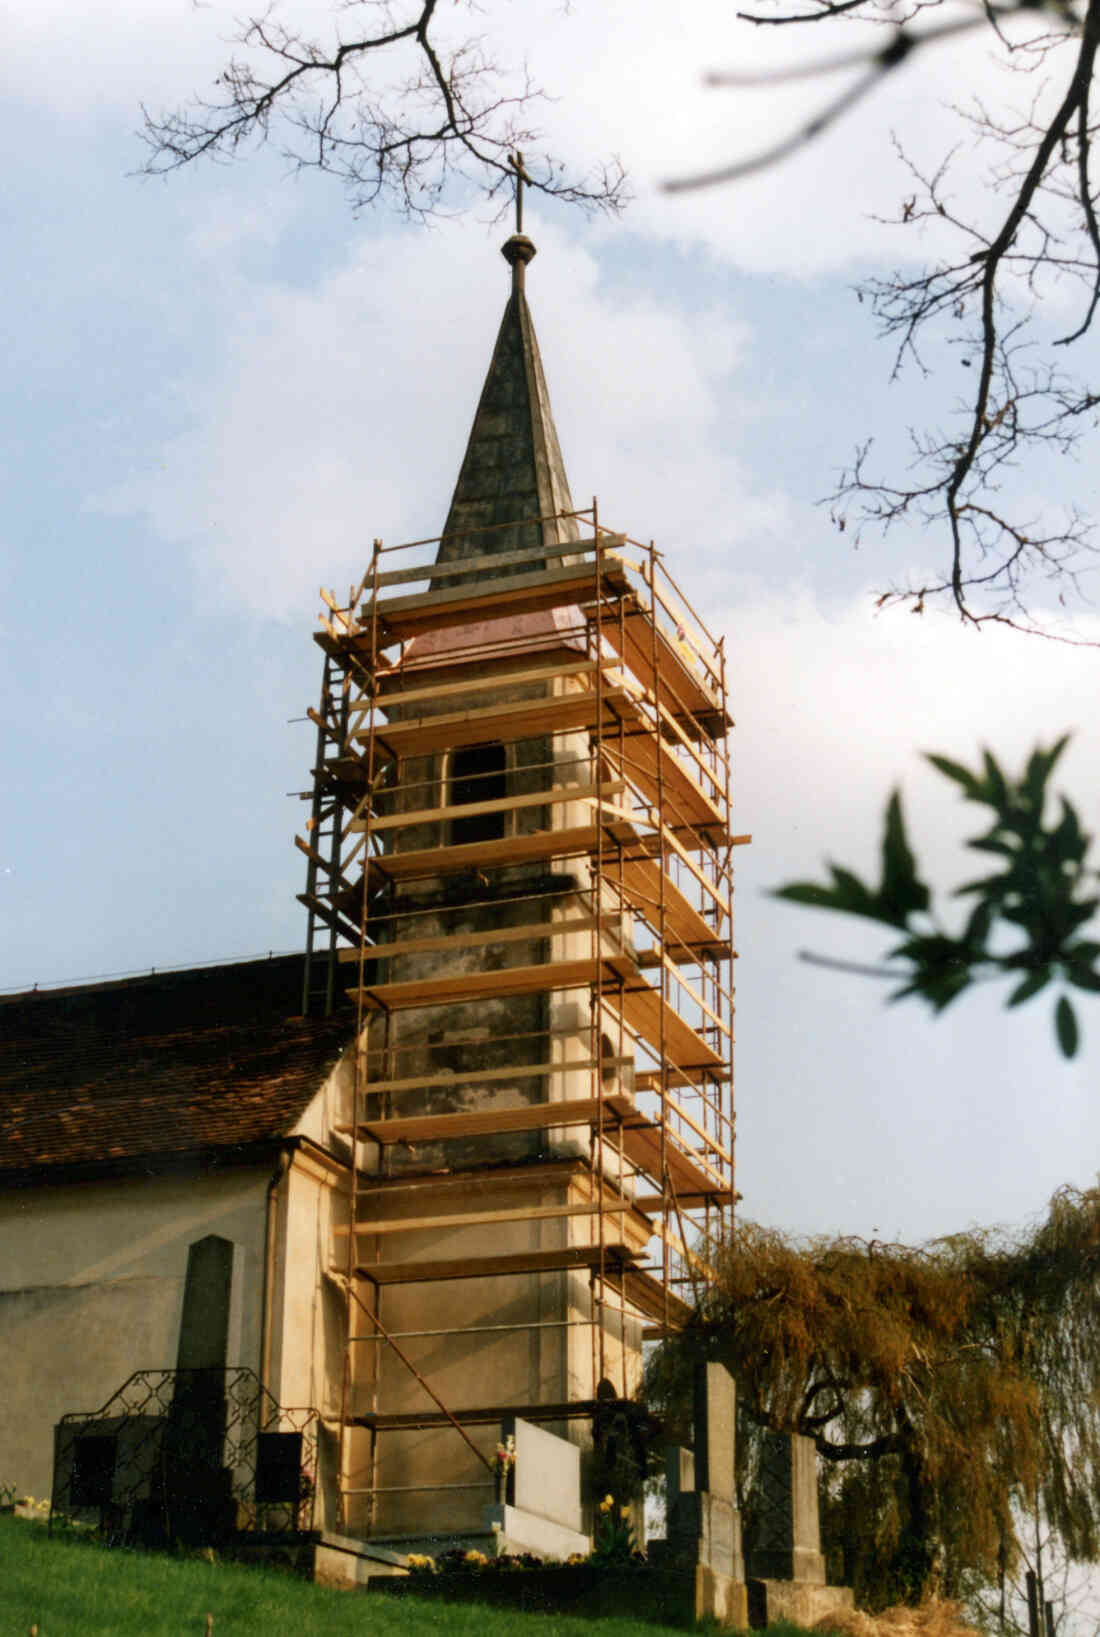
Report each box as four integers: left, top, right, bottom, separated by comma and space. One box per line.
51, 1367, 319, 1545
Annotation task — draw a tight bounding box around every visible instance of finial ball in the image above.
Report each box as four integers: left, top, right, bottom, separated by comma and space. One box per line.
501, 234, 537, 268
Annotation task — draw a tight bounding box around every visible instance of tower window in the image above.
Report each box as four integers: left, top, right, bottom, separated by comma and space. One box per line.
450, 742, 507, 845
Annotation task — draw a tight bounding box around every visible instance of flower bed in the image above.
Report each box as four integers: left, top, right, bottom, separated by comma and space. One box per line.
371, 1560, 701, 1629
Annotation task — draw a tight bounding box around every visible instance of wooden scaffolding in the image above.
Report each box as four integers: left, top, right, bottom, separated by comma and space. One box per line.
298, 504, 742, 1539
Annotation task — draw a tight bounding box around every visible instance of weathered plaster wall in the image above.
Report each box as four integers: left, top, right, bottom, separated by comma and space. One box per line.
0, 1167, 269, 1502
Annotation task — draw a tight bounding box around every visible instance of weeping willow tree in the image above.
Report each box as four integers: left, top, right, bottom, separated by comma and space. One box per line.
645, 1185, 1100, 1610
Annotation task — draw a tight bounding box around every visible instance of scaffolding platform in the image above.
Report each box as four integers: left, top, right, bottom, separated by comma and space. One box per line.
298, 505, 737, 1539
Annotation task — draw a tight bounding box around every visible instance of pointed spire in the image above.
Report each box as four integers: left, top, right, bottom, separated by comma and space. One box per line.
432, 231, 580, 584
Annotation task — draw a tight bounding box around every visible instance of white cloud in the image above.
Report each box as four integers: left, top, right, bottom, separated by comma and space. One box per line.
720, 589, 1100, 1238
90, 217, 791, 620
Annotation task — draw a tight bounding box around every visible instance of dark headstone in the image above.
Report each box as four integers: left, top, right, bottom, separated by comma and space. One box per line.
744, 1430, 826, 1584
71, 1434, 117, 1508
166, 1235, 237, 1544
175, 1235, 234, 1372
256, 1432, 305, 1505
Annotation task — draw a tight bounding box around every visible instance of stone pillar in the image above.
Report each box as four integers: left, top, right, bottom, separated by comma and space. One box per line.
693, 1361, 735, 1499
659, 1361, 744, 1596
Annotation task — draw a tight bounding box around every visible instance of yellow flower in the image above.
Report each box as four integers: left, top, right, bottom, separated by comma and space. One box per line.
620, 1505, 631, 1521
464, 1548, 487, 1565
599, 1494, 614, 1513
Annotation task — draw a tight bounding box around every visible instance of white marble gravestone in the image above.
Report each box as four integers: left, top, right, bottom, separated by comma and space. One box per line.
483, 1415, 588, 1559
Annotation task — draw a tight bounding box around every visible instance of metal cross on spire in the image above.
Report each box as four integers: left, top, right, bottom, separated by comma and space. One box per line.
508, 150, 533, 235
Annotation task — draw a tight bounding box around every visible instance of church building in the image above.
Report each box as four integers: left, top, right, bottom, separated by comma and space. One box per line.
0, 221, 737, 1561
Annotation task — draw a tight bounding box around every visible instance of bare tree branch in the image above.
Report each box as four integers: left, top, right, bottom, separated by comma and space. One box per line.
140, 1, 627, 220
666, 0, 1100, 635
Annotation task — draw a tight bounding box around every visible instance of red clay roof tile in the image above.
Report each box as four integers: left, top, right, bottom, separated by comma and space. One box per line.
0, 955, 349, 1175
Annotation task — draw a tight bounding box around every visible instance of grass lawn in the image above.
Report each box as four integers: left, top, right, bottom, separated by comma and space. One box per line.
0, 1516, 815, 1637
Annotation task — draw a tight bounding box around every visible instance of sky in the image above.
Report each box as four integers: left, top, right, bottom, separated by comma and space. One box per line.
3, 0, 1099, 1248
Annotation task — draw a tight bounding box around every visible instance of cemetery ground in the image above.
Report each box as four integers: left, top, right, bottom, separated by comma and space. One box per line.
0, 1511, 811, 1637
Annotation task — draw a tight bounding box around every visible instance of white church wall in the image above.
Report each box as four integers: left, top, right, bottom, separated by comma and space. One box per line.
0, 1166, 269, 1504
264, 1141, 348, 1533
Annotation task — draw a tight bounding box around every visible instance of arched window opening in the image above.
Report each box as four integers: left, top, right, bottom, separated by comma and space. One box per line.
450, 741, 507, 845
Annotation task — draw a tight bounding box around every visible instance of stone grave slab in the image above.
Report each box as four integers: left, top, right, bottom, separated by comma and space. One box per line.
503, 1415, 582, 1532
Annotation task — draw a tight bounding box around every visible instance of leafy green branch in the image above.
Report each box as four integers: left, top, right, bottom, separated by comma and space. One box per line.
774, 739, 1100, 1057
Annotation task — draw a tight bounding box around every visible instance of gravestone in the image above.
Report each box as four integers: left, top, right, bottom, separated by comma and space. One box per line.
743, 1430, 854, 1629
165, 1235, 237, 1544
175, 1235, 234, 1373
744, 1430, 826, 1583
659, 1363, 744, 1585
507, 1415, 582, 1533
482, 1416, 588, 1559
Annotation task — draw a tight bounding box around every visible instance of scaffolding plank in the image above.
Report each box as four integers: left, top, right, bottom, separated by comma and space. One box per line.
618, 1268, 694, 1329
313, 627, 377, 665
635, 939, 732, 968
601, 729, 725, 835
634, 1189, 735, 1212
632, 1066, 717, 1092
347, 1093, 724, 1201
294, 834, 355, 896
343, 823, 726, 958
352, 1091, 640, 1145
352, 686, 635, 757
599, 801, 731, 921
337, 914, 603, 963
348, 953, 639, 1012
347, 952, 725, 1078
664, 1092, 734, 1166
596, 603, 731, 739
295, 891, 362, 948
348, 1398, 613, 1431
352, 1243, 639, 1286
648, 1215, 720, 1283
350, 779, 623, 835
355, 657, 597, 715
364, 558, 631, 643
337, 1198, 643, 1236
371, 535, 596, 590
606, 981, 727, 1076
613, 856, 724, 948
356, 822, 601, 884
618, 1121, 727, 1195
341, 1054, 633, 1099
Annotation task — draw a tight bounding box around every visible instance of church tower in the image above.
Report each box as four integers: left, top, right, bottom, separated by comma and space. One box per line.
299, 223, 738, 1546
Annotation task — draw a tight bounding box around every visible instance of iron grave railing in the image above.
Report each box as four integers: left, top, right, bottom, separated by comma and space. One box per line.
51, 1367, 319, 1545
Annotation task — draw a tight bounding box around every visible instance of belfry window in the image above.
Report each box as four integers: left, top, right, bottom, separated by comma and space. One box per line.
450, 741, 507, 845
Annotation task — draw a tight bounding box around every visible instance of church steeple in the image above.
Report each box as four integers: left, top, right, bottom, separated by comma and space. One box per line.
432, 229, 580, 580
